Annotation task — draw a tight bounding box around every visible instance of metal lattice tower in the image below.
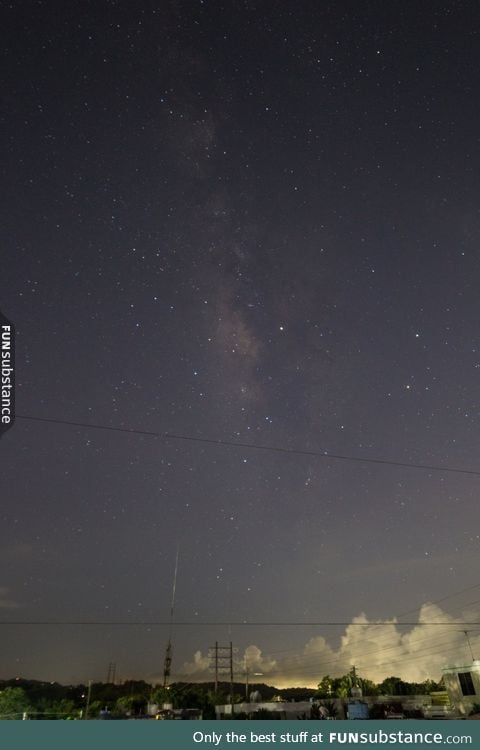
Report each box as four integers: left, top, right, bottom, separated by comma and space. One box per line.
163, 547, 179, 688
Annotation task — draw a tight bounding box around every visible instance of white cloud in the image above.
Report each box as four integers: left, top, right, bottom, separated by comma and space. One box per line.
243, 645, 277, 675
176, 603, 480, 687
182, 650, 211, 677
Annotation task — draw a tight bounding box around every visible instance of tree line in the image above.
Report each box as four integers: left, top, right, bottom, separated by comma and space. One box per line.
0, 671, 444, 720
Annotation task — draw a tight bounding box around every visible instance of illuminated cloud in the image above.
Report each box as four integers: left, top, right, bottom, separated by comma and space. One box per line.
179, 645, 277, 682
243, 645, 277, 675
181, 650, 211, 677
178, 603, 480, 687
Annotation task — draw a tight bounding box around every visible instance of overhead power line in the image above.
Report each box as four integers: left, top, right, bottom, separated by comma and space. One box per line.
16, 414, 158, 437
1, 620, 479, 626
16, 414, 480, 478
396, 582, 480, 621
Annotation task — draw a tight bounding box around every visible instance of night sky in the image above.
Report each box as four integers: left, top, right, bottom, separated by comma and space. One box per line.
1, 0, 480, 687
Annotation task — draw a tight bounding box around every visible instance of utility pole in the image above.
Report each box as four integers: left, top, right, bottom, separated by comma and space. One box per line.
84, 680, 92, 720
243, 662, 263, 701
230, 641, 234, 713
106, 661, 116, 684
208, 642, 237, 702
464, 630, 476, 662
214, 641, 219, 692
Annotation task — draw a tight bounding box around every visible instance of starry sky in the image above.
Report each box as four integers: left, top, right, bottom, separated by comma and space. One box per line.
1, 0, 480, 687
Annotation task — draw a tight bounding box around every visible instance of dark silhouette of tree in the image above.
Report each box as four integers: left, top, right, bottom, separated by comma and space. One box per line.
0, 687, 32, 719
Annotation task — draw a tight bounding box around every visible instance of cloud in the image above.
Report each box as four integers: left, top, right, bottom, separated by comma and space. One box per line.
243, 645, 277, 675
182, 650, 211, 677
177, 603, 480, 687
179, 645, 278, 683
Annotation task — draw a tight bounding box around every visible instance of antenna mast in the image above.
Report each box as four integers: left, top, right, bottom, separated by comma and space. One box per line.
163, 546, 179, 687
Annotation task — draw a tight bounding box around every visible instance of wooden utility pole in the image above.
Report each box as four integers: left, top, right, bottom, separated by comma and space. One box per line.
208, 642, 236, 698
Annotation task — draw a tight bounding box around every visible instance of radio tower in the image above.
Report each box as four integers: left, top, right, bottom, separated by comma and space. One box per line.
163, 546, 179, 688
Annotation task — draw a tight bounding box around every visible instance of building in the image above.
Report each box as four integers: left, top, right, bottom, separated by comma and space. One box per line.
215, 701, 315, 720
442, 661, 480, 716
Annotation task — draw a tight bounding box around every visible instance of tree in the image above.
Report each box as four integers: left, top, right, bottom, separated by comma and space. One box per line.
30, 695, 79, 720
45, 698, 79, 720
316, 676, 334, 698
332, 673, 353, 698
379, 676, 404, 695
150, 685, 172, 707
85, 699, 103, 718
279, 686, 316, 701
357, 677, 378, 697
0, 687, 32, 719
204, 689, 229, 719
317, 669, 377, 699
114, 694, 147, 716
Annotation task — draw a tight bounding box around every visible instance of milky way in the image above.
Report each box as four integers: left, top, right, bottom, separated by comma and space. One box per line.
1, 0, 479, 685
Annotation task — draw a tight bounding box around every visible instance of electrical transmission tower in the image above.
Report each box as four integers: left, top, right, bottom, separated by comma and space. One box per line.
106, 661, 116, 684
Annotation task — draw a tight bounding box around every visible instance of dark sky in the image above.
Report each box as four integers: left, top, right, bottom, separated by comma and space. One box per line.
1, 0, 480, 686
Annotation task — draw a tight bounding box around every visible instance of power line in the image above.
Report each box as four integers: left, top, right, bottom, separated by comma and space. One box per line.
228, 629, 480, 679
255, 635, 457, 676
16, 414, 480, 478
262, 644, 460, 679
262, 584, 480, 661
396, 582, 480, 621
1, 620, 479, 626
212, 634, 476, 681
16, 414, 158, 437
